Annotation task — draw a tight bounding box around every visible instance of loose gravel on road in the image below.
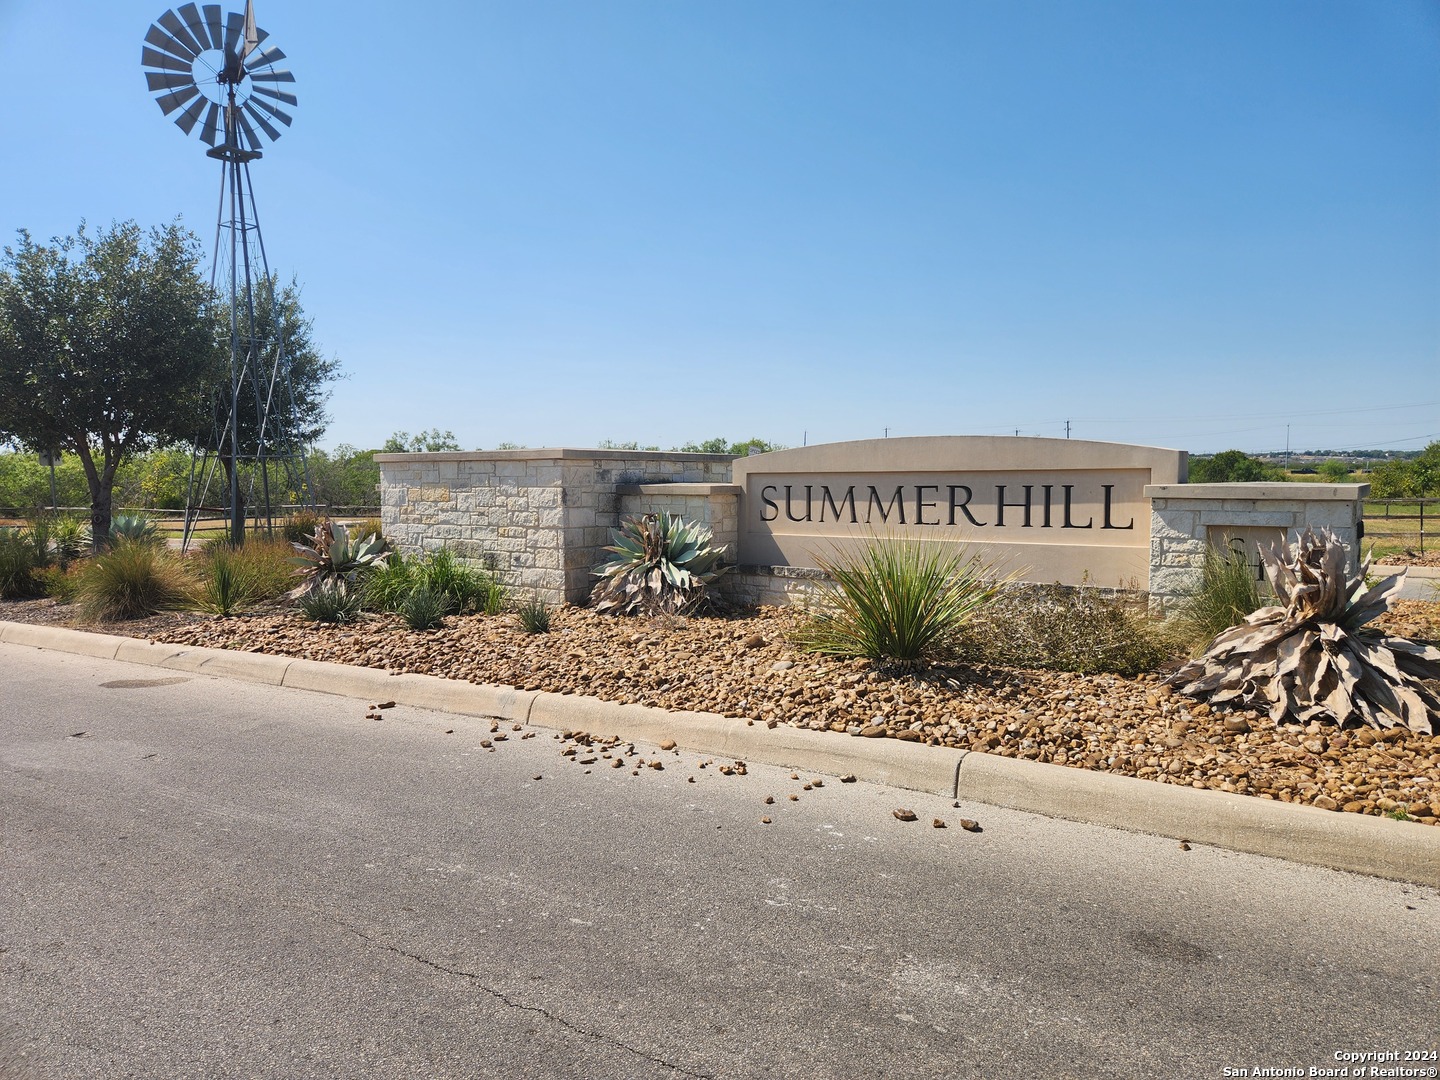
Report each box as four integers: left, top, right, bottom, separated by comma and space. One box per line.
5, 596, 1439, 827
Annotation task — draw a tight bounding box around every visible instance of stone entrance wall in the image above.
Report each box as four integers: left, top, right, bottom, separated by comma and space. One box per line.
377, 450, 732, 604
377, 442, 1370, 610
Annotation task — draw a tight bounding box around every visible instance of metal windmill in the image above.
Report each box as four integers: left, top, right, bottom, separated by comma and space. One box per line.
142, 2, 315, 547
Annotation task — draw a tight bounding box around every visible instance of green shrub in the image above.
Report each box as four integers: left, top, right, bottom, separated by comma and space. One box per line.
400, 583, 447, 630
359, 553, 417, 611
297, 579, 362, 623
75, 539, 191, 621
958, 581, 1178, 676
0, 528, 43, 599
1175, 544, 1267, 651
361, 547, 502, 616
791, 537, 1007, 673
33, 564, 83, 603
418, 547, 503, 615
590, 512, 729, 616
109, 513, 161, 546
282, 509, 323, 545
515, 595, 552, 634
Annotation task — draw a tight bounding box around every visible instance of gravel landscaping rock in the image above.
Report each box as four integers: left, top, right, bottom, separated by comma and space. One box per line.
4, 596, 1439, 827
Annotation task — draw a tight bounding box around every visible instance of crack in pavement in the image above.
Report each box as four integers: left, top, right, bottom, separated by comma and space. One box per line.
338, 922, 717, 1079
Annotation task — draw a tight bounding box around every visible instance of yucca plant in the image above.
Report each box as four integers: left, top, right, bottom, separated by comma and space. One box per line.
297, 579, 362, 623
1169, 527, 1440, 733
46, 515, 92, 568
190, 546, 259, 616
290, 519, 388, 595
791, 536, 1008, 673
590, 512, 729, 616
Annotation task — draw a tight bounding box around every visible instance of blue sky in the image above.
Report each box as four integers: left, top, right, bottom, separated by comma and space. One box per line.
1, 0, 1436, 455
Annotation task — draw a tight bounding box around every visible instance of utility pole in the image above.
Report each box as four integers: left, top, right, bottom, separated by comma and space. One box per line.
1065, 420, 1071, 439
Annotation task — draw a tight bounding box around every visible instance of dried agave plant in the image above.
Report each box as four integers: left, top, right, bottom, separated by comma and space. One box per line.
590, 512, 729, 617
1168, 528, 1440, 733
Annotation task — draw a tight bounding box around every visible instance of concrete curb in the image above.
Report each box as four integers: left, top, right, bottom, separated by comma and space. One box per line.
3, 619, 1436, 888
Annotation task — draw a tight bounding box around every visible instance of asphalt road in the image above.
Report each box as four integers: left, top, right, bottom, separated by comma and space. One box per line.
2, 642, 1438, 1080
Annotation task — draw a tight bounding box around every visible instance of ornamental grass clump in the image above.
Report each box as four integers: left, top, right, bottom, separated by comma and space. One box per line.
1175, 544, 1266, 652
75, 538, 191, 621
1169, 527, 1440, 733
792, 536, 1008, 673
515, 595, 552, 634
361, 548, 503, 617
590, 512, 729, 617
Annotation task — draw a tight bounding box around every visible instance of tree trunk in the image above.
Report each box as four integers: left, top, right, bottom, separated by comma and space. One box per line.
73, 443, 112, 554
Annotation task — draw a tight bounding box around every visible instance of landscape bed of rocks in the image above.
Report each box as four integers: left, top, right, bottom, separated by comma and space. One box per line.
5, 592, 1439, 827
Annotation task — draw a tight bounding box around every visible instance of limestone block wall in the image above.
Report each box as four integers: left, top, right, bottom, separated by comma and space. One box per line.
614, 484, 742, 558
1145, 482, 1369, 611
378, 450, 732, 605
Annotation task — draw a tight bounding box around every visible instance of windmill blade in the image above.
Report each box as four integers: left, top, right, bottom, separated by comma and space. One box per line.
146, 70, 197, 92
199, 101, 221, 146
157, 9, 205, 58
252, 84, 297, 107
247, 94, 292, 127
224, 10, 244, 59
202, 4, 224, 53
243, 102, 282, 142
245, 45, 287, 70
145, 23, 196, 63
177, 3, 212, 49
234, 107, 262, 150
142, 46, 194, 75
156, 83, 201, 116
174, 94, 207, 135
250, 68, 296, 84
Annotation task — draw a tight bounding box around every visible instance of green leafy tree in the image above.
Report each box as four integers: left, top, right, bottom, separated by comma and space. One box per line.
204, 274, 340, 517
382, 428, 462, 453
0, 449, 91, 510
308, 444, 381, 509
679, 436, 785, 456
1188, 450, 1286, 484
1367, 443, 1440, 498
0, 220, 222, 545
1316, 460, 1353, 483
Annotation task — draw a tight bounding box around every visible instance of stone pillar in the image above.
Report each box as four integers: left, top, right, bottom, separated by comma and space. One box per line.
1144, 482, 1369, 612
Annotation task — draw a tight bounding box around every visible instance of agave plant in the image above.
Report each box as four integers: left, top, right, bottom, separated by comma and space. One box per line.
109, 513, 161, 546
290, 519, 388, 595
590, 512, 729, 616
1168, 528, 1440, 733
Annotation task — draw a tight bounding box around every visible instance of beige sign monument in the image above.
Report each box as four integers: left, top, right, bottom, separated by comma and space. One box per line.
731, 437, 1187, 588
